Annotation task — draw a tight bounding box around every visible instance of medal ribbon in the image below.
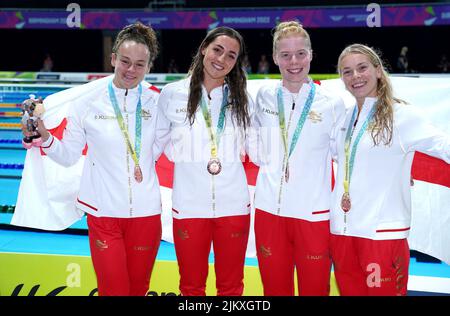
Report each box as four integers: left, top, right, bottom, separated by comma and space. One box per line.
200, 86, 229, 159
108, 80, 143, 168
343, 104, 377, 193
277, 81, 316, 162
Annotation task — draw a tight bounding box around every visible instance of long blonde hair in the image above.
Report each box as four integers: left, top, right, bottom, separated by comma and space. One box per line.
338, 44, 405, 146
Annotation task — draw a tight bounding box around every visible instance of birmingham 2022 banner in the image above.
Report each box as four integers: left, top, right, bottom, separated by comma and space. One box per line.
1, 4, 450, 30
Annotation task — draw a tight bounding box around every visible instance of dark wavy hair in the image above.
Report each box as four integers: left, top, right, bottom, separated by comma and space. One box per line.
112, 21, 159, 68
186, 27, 250, 131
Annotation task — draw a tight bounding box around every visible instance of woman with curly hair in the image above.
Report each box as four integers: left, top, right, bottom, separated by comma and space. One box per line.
25, 22, 169, 296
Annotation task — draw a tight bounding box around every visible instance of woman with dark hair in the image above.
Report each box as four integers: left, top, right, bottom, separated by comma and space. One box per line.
331, 43, 450, 295
157, 26, 253, 296
22, 22, 170, 296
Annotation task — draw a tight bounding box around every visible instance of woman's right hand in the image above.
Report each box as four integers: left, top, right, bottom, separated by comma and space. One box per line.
36, 118, 51, 142
21, 99, 51, 142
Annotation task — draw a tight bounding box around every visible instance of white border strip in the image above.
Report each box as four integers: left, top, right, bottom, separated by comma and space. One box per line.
408, 275, 450, 294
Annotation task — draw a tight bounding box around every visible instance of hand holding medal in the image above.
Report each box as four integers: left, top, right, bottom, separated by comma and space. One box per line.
21, 95, 45, 149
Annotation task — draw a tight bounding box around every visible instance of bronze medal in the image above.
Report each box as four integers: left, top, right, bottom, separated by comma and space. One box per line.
341, 192, 351, 212
134, 165, 143, 183
207, 158, 222, 175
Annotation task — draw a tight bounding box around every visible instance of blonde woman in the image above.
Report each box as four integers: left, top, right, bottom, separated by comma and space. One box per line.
331, 44, 450, 295
253, 21, 345, 296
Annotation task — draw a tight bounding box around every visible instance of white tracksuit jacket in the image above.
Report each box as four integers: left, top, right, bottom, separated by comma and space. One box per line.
157, 77, 254, 219
330, 97, 450, 240
41, 78, 170, 218
253, 80, 346, 221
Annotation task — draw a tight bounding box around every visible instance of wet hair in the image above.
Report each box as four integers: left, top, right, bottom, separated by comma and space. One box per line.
272, 21, 312, 55
186, 27, 249, 131
112, 21, 159, 68
338, 44, 405, 146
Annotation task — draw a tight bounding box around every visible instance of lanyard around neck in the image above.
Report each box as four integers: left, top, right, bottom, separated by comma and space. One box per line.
343, 104, 377, 193
200, 86, 229, 159
108, 80, 143, 167
276, 81, 316, 159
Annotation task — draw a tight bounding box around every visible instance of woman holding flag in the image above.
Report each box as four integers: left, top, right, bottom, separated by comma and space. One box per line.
330, 44, 450, 295
252, 21, 346, 296
157, 27, 253, 296
20, 22, 170, 296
